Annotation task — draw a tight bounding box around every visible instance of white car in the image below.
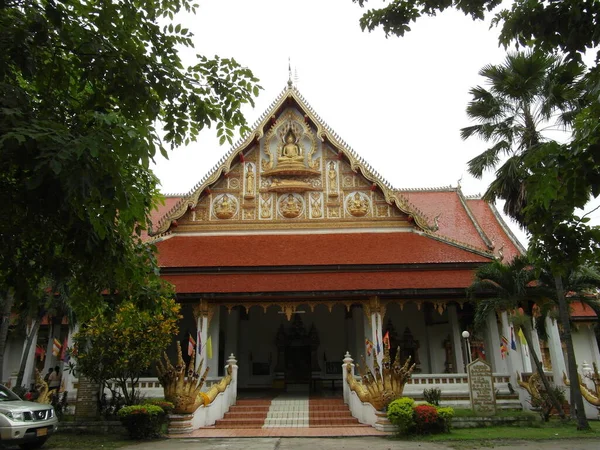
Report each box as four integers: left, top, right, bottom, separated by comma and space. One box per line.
0, 384, 58, 449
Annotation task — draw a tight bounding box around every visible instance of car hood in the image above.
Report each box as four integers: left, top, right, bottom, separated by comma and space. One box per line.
0, 401, 53, 412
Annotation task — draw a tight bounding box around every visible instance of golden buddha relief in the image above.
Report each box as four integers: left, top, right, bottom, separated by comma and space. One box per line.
262, 113, 320, 178
346, 192, 370, 217
278, 193, 303, 219
212, 194, 238, 220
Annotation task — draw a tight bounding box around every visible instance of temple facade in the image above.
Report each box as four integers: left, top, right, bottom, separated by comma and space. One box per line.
3, 84, 599, 419
145, 84, 599, 415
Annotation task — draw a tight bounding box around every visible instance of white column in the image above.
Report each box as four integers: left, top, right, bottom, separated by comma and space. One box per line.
198, 315, 208, 375
499, 312, 528, 404
528, 319, 544, 370
545, 316, 567, 387
342, 351, 355, 405
448, 304, 465, 373
21, 322, 39, 389
485, 311, 507, 373
371, 311, 383, 370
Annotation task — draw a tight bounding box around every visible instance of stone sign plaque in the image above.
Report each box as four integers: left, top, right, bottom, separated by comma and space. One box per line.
467, 358, 496, 416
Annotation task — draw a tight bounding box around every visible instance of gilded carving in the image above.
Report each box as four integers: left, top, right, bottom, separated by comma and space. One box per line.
213, 194, 237, 220
327, 207, 340, 218
310, 193, 323, 218
347, 192, 370, 217
157, 342, 233, 414
279, 193, 303, 219
328, 161, 338, 196
260, 193, 273, 219
347, 346, 416, 411
245, 163, 255, 197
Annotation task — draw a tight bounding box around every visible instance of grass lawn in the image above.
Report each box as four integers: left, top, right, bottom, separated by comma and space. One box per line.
411, 420, 600, 449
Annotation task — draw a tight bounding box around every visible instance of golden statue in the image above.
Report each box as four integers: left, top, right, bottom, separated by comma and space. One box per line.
280, 194, 302, 218
245, 164, 254, 194
32, 369, 57, 404
348, 192, 369, 217
328, 161, 338, 192
157, 342, 233, 414
276, 128, 306, 170
214, 194, 236, 219
346, 345, 415, 411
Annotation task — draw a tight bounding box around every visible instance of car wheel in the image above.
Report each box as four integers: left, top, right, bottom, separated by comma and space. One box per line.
18, 438, 48, 450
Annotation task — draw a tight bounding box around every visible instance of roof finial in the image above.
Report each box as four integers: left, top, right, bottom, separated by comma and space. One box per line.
457, 175, 463, 189
288, 57, 293, 88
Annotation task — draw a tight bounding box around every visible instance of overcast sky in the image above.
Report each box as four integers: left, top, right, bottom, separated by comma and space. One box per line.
151, 0, 600, 246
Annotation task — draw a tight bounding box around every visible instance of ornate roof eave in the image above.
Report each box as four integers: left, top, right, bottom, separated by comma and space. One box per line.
150, 84, 437, 237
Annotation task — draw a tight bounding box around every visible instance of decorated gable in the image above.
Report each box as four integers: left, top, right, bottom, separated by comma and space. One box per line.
162, 101, 412, 234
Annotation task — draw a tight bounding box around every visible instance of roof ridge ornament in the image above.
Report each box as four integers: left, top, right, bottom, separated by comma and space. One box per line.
288, 57, 293, 88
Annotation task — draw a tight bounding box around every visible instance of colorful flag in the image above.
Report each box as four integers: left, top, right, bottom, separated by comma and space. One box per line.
500, 336, 509, 359
197, 330, 202, 356
510, 327, 517, 351
517, 328, 527, 345
52, 338, 62, 357
476, 344, 486, 360
375, 335, 381, 354
382, 331, 390, 350
60, 337, 68, 362
365, 339, 373, 356
188, 333, 196, 357
35, 345, 46, 361
206, 336, 213, 359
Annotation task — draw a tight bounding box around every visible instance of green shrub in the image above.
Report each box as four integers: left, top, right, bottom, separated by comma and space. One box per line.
144, 399, 174, 414
117, 404, 166, 439
436, 406, 455, 432
423, 387, 441, 406
387, 397, 415, 434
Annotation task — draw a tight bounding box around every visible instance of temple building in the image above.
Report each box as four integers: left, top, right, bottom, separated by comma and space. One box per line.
3, 84, 599, 421
145, 83, 599, 412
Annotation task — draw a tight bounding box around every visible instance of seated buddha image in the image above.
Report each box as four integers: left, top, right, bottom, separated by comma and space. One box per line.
277, 128, 306, 169
348, 192, 369, 217
214, 194, 236, 219
280, 194, 302, 218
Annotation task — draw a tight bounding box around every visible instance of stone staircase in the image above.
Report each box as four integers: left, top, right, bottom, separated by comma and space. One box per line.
215, 395, 364, 429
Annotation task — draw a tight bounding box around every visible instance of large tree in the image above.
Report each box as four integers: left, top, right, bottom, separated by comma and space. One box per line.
0, 0, 260, 378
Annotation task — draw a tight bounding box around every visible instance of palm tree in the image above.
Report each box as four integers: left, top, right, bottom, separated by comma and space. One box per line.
462, 50, 593, 428
469, 256, 567, 419
462, 50, 583, 226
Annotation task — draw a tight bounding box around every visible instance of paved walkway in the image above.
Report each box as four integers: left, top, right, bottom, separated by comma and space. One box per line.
119, 437, 600, 450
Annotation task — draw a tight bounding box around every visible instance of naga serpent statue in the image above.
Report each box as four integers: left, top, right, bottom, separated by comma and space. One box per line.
346, 345, 416, 411
563, 362, 600, 408
156, 342, 232, 414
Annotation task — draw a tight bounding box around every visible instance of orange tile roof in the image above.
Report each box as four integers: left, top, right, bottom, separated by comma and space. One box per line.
162, 269, 477, 294
466, 198, 523, 261
155, 232, 491, 268
570, 301, 597, 319
402, 190, 489, 250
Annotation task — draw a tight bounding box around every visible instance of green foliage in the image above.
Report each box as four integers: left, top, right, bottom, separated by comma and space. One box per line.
0, 0, 260, 372
117, 404, 166, 439
388, 397, 454, 435
144, 399, 175, 415
423, 387, 442, 406
73, 295, 181, 405
436, 407, 455, 431
387, 397, 416, 434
